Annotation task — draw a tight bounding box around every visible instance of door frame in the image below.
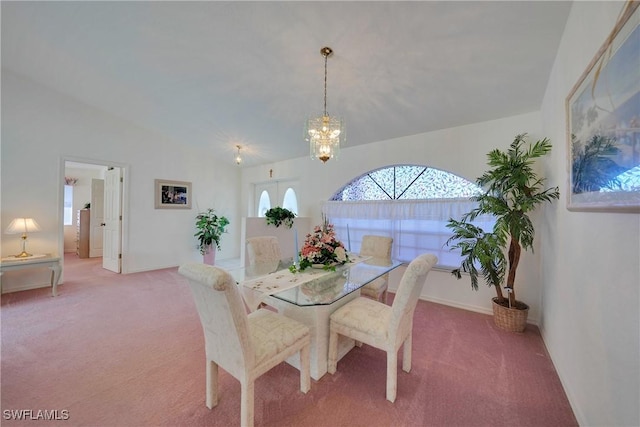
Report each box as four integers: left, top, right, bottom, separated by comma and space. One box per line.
59, 156, 130, 277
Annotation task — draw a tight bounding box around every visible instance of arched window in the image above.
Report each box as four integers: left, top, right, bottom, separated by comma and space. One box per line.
257, 190, 271, 217
331, 165, 481, 200
323, 165, 493, 268
282, 188, 299, 215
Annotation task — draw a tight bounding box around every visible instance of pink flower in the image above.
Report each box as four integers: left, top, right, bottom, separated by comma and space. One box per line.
296, 218, 350, 270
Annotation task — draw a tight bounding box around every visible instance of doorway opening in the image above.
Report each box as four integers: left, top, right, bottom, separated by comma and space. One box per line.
61, 158, 126, 278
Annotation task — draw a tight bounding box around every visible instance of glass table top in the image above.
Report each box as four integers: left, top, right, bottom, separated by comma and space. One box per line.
228, 257, 403, 307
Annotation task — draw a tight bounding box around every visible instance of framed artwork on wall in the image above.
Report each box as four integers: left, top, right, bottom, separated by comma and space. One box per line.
566, 1, 640, 212
154, 179, 192, 209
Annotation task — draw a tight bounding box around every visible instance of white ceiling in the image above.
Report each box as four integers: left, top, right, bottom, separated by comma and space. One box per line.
1, 1, 572, 167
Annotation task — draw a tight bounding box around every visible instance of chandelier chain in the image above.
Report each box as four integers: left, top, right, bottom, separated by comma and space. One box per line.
323, 51, 328, 115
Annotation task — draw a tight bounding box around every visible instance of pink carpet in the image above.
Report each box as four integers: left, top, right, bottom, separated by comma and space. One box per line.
1, 254, 577, 426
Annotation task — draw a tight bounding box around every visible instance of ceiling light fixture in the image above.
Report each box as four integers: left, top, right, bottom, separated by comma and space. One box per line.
235, 145, 242, 165
305, 47, 344, 163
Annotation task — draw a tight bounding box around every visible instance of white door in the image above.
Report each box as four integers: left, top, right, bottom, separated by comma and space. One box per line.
89, 179, 104, 257
103, 167, 122, 273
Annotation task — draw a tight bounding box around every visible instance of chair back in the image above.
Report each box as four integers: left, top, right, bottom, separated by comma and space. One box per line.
360, 235, 393, 259
246, 236, 282, 265
179, 263, 254, 377
390, 254, 437, 339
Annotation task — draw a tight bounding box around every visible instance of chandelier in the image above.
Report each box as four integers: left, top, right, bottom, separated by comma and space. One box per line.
305, 47, 344, 163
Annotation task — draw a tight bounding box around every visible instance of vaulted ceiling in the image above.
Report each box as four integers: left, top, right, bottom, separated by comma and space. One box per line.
1, 1, 572, 167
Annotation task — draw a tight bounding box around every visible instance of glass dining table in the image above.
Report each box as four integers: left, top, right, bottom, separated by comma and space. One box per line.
228, 256, 403, 380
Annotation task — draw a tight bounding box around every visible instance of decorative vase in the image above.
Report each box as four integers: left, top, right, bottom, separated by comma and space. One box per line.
203, 245, 216, 265
491, 297, 529, 332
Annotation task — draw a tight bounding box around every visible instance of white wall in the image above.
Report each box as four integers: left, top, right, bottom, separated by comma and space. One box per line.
241, 111, 546, 320
539, 2, 639, 426
1, 72, 241, 283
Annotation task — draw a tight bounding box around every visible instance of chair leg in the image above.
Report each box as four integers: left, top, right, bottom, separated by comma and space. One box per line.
328, 328, 339, 374
300, 343, 310, 393
381, 275, 389, 304
241, 380, 255, 427
402, 334, 412, 373
206, 359, 219, 409
386, 350, 397, 403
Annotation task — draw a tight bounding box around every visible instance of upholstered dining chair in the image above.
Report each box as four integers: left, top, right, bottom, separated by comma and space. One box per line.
359, 235, 393, 303
179, 263, 311, 427
246, 236, 282, 266
327, 253, 437, 403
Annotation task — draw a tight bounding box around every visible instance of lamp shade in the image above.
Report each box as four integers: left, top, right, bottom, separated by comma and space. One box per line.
5, 218, 41, 234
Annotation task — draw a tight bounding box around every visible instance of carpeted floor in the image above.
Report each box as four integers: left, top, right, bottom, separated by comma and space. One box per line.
0, 254, 577, 426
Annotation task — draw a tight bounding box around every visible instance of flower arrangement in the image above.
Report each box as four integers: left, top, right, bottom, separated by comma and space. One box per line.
265, 207, 296, 228
292, 217, 349, 272
194, 209, 230, 254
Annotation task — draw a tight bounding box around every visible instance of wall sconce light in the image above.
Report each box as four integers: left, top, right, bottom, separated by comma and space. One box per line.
5, 218, 41, 258
235, 145, 242, 165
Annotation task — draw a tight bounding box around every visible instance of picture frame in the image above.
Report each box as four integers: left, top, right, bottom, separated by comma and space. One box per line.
154, 179, 192, 209
566, 1, 640, 212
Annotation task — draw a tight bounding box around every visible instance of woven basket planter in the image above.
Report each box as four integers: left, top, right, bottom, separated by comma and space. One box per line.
492, 298, 529, 332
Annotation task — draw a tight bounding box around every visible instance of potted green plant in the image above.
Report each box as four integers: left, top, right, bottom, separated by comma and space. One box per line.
194, 209, 230, 264
264, 207, 296, 228
446, 133, 560, 332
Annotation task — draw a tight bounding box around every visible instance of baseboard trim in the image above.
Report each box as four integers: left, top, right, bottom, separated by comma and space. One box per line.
415, 294, 539, 326
1, 282, 54, 295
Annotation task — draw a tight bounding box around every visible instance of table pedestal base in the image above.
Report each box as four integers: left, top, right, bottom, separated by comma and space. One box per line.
266, 291, 360, 380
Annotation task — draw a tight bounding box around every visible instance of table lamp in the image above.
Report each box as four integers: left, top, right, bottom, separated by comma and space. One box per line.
5, 218, 41, 258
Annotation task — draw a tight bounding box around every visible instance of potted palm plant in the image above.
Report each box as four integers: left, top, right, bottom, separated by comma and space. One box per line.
446, 133, 560, 332
194, 208, 230, 265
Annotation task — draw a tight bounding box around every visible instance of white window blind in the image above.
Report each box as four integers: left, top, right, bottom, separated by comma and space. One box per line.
322, 199, 495, 268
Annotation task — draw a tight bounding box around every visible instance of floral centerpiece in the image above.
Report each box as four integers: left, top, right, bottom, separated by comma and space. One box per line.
293, 217, 349, 272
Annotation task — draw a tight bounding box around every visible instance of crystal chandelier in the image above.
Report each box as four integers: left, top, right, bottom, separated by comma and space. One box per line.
305, 47, 344, 163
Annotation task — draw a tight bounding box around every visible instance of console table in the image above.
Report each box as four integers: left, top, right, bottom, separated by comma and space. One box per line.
0, 255, 62, 297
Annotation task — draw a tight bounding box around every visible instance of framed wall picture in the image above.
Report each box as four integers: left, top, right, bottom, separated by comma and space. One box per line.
154, 179, 192, 209
566, 1, 640, 212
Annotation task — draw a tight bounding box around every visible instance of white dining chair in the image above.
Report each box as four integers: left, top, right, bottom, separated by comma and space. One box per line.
246, 236, 282, 265
179, 263, 311, 427
359, 235, 393, 303
327, 253, 437, 403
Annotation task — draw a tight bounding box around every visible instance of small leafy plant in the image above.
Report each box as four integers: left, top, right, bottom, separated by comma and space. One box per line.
265, 207, 296, 228
194, 209, 230, 254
